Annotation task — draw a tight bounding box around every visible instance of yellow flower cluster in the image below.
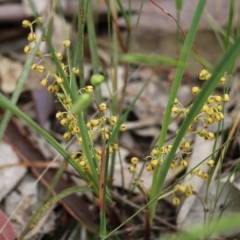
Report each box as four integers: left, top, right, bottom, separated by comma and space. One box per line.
22, 18, 125, 174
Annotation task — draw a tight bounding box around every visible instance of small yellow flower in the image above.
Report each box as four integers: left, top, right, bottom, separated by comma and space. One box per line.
207, 117, 214, 124
60, 118, 68, 126
40, 78, 48, 87
202, 173, 208, 181
27, 32, 36, 42
90, 119, 99, 127
185, 188, 193, 197
207, 159, 214, 167
47, 85, 55, 93
207, 96, 214, 104
197, 169, 203, 177
222, 94, 230, 102
71, 126, 80, 134
56, 52, 63, 60
219, 76, 226, 84
131, 157, 138, 165
85, 85, 93, 93
56, 77, 63, 84
151, 159, 159, 167
180, 160, 188, 168
128, 165, 136, 173
120, 124, 126, 132
24, 45, 31, 54
63, 40, 71, 47
151, 148, 159, 156
214, 95, 222, 102
56, 111, 63, 119
112, 143, 119, 151
109, 116, 118, 126
192, 86, 200, 96
179, 185, 186, 193
99, 103, 107, 111
63, 132, 71, 141
170, 161, 177, 168
199, 69, 209, 80
36, 17, 43, 23
72, 67, 79, 75
22, 20, 31, 28
172, 197, 180, 205
174, 98, 179, 104
206, 132, 214, 140
172, 106, 179, 114
146, 164, 154, 171
36, 65, 45, 73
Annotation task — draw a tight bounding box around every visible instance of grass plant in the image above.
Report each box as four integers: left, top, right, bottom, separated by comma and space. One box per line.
0, 0, 240, 239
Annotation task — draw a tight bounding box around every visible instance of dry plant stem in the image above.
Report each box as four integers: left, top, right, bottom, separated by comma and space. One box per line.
212, 112, 240, 180
193, 190, 209, 212
144, 210, 151, 240
111, 191, 178, 231
0, 161, 59, 170
149, 0, 205, 68
104, 0, 127, 53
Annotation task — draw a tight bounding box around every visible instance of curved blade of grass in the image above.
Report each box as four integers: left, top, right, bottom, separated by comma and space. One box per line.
120, 53, 185, 67
149, 0, 207, 221
152, 31, 240, 222
45, 20, 99, 189
87, 1, 102, 103
0, 39, 41, 141
0, 93, 91, 183
116, 0, 130, 27
160, 213, 240, 240
224, 0, 234, 49
99, 79, 150, 238
19, 186, 91, 239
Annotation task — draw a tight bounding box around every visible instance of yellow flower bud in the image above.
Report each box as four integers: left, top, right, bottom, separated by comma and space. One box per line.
199, 69, 209, 80
40, 78, 48, 87
99, 103, 107, 111
128, 165, 136, 173
85, 85, 93, 93
222, 94, 230, 102
180, 160, 188, 168
24, 45, 31, 54
131, 157, 138, 165
56, 77, 63, 84
27, 32, 36, 42
120, 124, 126, 132
22, 20, 31, 28
146, 164, 154, 171
60, 118, 68, 126
192, 86, 200, 96
63, 132, 71, 141
207, 159, 214, 167
172, 197, 180, 205
63, 40, 71, 47
55, 111, 63, 119
109, 116, 118, 126
72, 67, 79, 75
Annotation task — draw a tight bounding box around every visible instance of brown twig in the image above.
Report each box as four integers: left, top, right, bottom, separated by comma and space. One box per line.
193, 190, 209, 212
149, 0, 206, 69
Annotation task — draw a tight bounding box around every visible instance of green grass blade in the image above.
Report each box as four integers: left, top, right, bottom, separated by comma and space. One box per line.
0, 93, 89, 181
224, 0, 234, 49
149, 0, 207, 221
87, 1, 102, 103
19, 186, 91, 239
120, 53, 185, 67
153, 33, 240, 221
0, 39, 41, 141
160, 213, 240, 240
